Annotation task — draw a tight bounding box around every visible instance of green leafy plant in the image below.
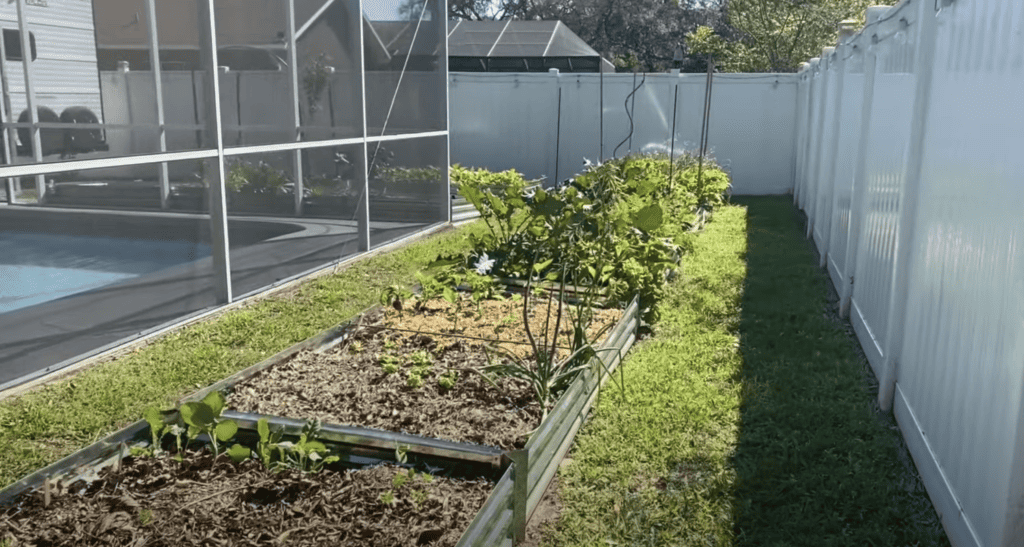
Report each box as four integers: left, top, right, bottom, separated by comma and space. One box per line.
141, 391, 248, 463
276, 419, 340, 473
380, 353, 401, 375
138, 508, 153, 526
379, 490, 397, 507
383, 338, 398, 351
379, 284, 413, 315
437, 370, 458, 390
482, 260, 618, 420
406, 370, 424, 389
408, 350, 432, 369
349, 340, 364, 354
225, 160, 290, 195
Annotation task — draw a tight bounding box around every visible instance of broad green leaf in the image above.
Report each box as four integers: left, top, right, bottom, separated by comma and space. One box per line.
533, 258, 553, 274
634, 204, 664, 232
442, 287, 457, 304
257, 418, 270, 442
180, 402, 215, 428
214, 420, 238, 442
202, 391, 226, 417
227, 444, 251, 463
143, 406, 165, 433
305, 441, 327, 453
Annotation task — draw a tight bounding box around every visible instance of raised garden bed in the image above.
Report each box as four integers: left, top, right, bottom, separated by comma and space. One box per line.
228, 297, 621, 450
0, 293, 639, 546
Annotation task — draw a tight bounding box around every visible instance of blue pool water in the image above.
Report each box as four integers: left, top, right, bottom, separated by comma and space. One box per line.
0, 232, 211, 315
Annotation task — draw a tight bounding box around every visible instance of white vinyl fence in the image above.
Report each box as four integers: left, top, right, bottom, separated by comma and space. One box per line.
448, 71, 798, 195
794, 1, 1024, 546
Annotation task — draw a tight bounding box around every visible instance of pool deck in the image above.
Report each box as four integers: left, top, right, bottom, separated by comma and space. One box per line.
0, 206, 436, 389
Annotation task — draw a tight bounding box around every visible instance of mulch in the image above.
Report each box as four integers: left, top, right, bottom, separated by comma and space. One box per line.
1, 453, 492, 546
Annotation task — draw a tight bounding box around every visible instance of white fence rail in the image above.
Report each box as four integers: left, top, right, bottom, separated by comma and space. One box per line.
448, 71, 798, 195
794, 1, 1024, 546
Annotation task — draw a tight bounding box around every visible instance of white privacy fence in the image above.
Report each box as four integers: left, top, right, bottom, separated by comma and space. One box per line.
448, 71, 798, 195
794, 1, 1024, 546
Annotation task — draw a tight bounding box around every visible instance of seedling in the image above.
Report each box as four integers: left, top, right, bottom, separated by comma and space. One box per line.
141, 391, 248, 462
410, 489, 428, 508
437, 370, 458, 390
380, 353, 400, 375
383, 338, 399, 351
349, 340, 364, 354
408, 350, 432, 368
379, 284, 413, 316
406, 371, 424, 389
139, 509, 153, 526
379, 490, 397, 507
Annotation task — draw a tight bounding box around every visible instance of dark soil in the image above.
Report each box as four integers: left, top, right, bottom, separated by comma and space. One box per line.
229, 298, 621, 449
0, 453, 491, 547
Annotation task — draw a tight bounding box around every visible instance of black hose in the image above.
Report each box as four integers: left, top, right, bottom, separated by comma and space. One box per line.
613, 70, 645, 159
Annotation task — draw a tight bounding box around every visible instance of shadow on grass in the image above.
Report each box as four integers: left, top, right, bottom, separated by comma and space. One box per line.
728, 196, 949, 547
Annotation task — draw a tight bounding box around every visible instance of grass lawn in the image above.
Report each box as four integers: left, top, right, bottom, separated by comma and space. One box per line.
544, 197, 950, 546
0, 222, 486, 489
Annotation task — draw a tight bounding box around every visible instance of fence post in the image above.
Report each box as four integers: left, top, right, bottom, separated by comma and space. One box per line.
806, 49, 832, 239
793, 63, 809, 206
839, 6, 889, 318
799, 58, 819, 211
550, 68, 561, 186
878, 0, 939, 412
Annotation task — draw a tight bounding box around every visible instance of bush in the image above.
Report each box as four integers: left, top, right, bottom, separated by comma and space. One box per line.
430, 154, 731, 323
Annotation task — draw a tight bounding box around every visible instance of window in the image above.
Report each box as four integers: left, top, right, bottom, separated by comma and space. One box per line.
3, 29, 37, 62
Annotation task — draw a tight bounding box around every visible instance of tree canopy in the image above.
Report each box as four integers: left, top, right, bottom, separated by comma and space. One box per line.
445, 0, 893, 73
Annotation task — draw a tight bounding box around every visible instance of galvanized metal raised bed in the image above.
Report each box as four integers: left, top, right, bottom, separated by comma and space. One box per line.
456, 295, 640, 546
0, 293, 639, 546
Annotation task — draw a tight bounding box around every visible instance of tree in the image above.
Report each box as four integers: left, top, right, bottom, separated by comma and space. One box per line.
723, 0, 892, 72
448, 0, 731, 73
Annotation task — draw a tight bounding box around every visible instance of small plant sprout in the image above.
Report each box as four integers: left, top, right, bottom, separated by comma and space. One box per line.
395, 443, 410, 464
380, 353, 400, 375
379, 490, 397, 507
409, 349, 432, 368
392, 472, 409, 489
379, 284, 413, 315
142, 391, 249, 463
349, 340, 364, 354
139, 508, 153, 526
438, 370, 458, 390
383, 337, 399, 351
406, 371, 424, 389
410, 489, 428, 508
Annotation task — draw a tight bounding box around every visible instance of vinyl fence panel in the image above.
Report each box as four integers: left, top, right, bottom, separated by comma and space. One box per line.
794, 1, 1024, 545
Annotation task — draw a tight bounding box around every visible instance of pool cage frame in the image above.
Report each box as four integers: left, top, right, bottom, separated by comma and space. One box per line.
0, 0, 451, 391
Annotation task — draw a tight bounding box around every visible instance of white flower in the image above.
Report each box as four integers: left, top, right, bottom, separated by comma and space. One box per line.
473, 252, 496, 275
522, 187, 536, 199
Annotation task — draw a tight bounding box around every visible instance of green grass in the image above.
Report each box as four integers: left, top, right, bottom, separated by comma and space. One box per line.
0, 222, 485, 489
545, 197, 949, 547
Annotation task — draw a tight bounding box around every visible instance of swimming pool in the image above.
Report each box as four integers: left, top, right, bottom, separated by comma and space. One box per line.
0, 232, 211, 315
